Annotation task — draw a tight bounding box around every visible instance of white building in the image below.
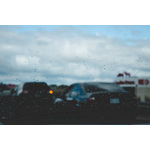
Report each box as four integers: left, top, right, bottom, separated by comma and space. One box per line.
115, 72, 150, 102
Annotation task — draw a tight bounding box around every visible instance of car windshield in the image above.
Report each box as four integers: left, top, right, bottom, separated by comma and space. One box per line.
83, 83, 125, 93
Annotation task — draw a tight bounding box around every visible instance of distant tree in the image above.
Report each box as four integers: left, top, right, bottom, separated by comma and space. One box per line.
58, 85, 68, 89
49, 84, 57, 90
0, 83, 8, 92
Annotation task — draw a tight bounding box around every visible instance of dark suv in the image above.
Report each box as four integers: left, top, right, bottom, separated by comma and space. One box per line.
14, 82, 54, 115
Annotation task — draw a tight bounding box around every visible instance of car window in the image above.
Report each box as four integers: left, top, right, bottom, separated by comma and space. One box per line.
68, 85, 80, 97
83, 83, 125, 93
23, 83, 49, 91
71, 85, 79, 92
74, 84, 85, 95
62, 85, 74, 97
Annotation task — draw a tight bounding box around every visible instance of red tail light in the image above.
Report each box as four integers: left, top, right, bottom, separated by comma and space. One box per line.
88, 97, 95, 101
87, 97, 96, 105
22, 90, 29, 94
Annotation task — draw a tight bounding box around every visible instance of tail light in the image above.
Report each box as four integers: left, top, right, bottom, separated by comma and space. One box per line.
88, 97, 95, 101
87, 97, 96, 105
22, 90, 29, 94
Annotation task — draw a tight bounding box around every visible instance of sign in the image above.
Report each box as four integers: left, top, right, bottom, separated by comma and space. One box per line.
116, 81, 135, 85
138, 79, 149, 85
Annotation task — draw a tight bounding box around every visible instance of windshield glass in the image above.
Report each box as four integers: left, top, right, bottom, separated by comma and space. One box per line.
0, 25, 150, 126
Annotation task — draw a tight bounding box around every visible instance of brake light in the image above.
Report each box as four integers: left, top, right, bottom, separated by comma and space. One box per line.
22, 90, 29, 94
49, 90, 53, 94
87, 97, 96, 105
88, 97, 95, 101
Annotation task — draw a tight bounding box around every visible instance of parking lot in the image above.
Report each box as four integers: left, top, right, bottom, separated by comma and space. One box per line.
0, 95, 150, 125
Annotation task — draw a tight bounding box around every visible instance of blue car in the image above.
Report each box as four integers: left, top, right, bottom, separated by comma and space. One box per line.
54, 82, 138, 120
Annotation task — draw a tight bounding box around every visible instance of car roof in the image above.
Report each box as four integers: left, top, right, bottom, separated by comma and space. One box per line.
73, 82, 116, 85
23, 82, 47, 84
18, 82, 48, 89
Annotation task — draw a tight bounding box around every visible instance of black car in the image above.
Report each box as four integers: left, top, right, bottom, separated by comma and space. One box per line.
13, 82, 54, 115
18, 82, 54, 103
54, 82, 138, 120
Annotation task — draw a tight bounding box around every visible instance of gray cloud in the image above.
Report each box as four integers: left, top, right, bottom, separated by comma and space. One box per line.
0, 26, 150, 85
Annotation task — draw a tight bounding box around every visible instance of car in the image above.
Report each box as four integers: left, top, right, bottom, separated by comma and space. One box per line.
54, 82, 138, 120
13, 82, 54, 115
0, 83, 11, 96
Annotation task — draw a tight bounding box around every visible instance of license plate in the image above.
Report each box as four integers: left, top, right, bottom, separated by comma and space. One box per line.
110, 98, 120, 104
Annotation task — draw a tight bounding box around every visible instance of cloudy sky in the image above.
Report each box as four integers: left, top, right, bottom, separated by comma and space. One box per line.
0, 25, 150, 85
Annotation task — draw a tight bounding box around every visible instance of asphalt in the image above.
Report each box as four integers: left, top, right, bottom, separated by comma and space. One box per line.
1, 111, 150, 125
1, 96, 150, 125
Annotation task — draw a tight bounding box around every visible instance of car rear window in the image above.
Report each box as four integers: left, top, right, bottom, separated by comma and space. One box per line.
23, 83, 49, 91
83, 83, 125, 93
